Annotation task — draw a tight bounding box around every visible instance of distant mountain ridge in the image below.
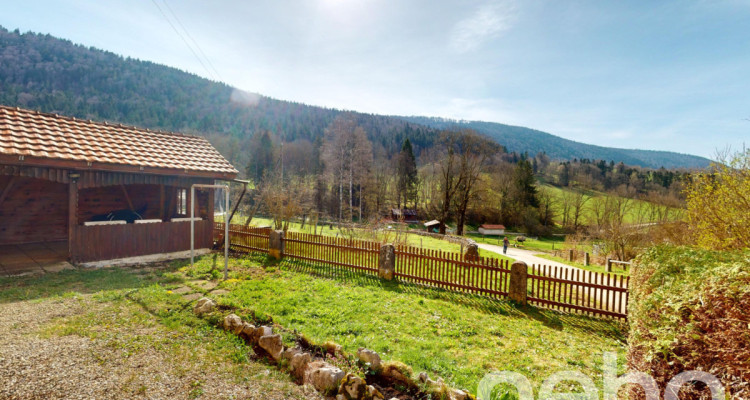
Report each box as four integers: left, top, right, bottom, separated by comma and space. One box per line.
0, 26, 711, 170
399, 116, 711, 169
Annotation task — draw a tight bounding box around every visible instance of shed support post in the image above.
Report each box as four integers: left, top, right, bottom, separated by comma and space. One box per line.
191, 184, 229, 279
68, 177, 78, 263
0, 176, 16, 208
121, 184, 134, 211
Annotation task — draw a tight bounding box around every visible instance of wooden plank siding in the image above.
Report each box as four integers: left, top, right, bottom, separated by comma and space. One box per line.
0, 175, 68, 244
71, 219, 213, 263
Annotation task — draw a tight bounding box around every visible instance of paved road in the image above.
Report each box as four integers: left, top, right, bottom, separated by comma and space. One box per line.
478, 243, 628, 316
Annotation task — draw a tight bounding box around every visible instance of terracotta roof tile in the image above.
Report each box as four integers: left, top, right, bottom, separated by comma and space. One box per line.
0, 106, 238, 177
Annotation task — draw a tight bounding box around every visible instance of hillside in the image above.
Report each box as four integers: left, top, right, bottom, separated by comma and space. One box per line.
400, 117, 711, 169
0, 26, 710, 170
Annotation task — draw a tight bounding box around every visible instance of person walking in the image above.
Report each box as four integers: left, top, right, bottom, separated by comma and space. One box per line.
503, 236, 509, 254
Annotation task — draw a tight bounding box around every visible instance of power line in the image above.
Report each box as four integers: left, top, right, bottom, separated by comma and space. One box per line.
160, 0, 223, 82
150, 0, 217, 81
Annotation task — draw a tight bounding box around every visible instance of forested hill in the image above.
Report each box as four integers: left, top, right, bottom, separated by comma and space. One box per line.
0, 27, 439, 169
400, 117, 711, 169
0, 26, 710, 170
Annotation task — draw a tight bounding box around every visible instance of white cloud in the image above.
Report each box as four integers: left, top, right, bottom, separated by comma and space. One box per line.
449, 1, 516, 53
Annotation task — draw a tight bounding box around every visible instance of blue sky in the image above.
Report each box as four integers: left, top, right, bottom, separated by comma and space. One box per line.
2, 0, 749, 158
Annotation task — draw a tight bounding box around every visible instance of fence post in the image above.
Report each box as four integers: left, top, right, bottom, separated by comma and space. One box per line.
606, 258, 612, 273
568, 249, 574, 262
378, 243, 395, 280
464, 242, 480, 261
269, 230, 285, 260
509, 261, 528, 305
584, 252, 590, 266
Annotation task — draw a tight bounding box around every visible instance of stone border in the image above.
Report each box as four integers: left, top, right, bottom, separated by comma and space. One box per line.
192, 297, 474, 400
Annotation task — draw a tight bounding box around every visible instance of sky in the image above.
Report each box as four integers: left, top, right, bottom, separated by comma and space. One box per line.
2, 0, 749, 159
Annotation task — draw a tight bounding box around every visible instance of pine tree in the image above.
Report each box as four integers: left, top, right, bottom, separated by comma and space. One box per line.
396, 138, 418, 209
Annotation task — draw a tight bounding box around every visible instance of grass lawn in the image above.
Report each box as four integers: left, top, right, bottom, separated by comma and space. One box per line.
468, 234, 566, 253
0, 267, 316, 399
181, 253, 627, 395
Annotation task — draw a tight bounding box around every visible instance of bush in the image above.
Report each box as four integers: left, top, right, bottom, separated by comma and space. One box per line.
628, 246, 750, 399
685, 148, 750, 250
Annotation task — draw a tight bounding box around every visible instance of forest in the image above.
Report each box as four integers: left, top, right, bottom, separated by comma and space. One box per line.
0, 26, 700, 259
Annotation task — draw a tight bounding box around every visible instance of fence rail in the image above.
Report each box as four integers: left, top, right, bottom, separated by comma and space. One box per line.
214, 224, 629, 319
395, 245, 511, 299
215, 223, 271, 253
527, 265, 629, 319
284, 231, 379, 275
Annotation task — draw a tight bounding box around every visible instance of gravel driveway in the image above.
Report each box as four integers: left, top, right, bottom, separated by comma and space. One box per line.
0, 295, 321, 400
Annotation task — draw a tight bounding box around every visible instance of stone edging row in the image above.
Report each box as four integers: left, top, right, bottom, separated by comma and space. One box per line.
193, 297, 474, 400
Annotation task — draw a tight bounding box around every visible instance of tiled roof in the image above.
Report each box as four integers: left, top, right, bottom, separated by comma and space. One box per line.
480, 224, 506, 229
0, 106, 238, 177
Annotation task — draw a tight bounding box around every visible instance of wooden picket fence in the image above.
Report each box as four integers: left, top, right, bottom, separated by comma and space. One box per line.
214, 223, 271, 253
395, 245, 511, 299
214, 223, 629, 319
284, 231, 380, 275
527, 265, 629, 319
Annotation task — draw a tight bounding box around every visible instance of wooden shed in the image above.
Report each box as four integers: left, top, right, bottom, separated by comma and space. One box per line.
0, 106, 238, 266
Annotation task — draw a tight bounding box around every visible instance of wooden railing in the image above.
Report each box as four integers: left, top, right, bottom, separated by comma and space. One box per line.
284, 231, 379, 275
527, 265, 629, 319
395, 245, 511, 299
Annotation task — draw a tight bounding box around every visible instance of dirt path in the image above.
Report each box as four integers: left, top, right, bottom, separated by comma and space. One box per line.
478, 243, 628, 315
0, 294, 321, 400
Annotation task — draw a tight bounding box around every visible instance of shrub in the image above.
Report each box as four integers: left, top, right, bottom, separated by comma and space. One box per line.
628, 246, 750, 399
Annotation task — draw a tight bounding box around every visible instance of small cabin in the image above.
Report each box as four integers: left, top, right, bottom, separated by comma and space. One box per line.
424, 220, 440, 233
478, 224, 506, 236
390, 208, 419, 223
0, 106, 237, 267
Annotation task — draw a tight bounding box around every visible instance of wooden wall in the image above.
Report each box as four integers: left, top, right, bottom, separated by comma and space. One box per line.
72, 220, 214, 263
0, 175, 68, 244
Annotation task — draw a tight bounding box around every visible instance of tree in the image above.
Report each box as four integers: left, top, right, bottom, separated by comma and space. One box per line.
685, 148, 750, 250
453, 132, 498, 235
396, 138, 418, 209
320, 115, 373, 222
245, 130, 275, 184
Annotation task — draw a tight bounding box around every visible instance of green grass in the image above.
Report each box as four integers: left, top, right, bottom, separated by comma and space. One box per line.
468, 234, 566, 253
0, 266, 309, 398
542, 184, 684, 226
182, 254, 627, 394
534, 254, 631, 277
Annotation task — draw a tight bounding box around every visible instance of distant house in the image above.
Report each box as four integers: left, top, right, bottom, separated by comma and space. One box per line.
0, 106, 237, 265
478, 224, 505, 236
424, 220, 440, 233
390, 208, 419, 223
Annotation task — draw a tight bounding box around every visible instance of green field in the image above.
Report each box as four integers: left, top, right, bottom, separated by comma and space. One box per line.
541, 184, 684, 226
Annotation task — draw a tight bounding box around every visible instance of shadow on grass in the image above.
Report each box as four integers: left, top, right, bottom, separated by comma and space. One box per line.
233, 256, 627, 342
0, 264, 186, 304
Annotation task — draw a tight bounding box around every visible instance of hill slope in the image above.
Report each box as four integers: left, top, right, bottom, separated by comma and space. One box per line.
0, 26, 710, 170
400, 117, 711, 169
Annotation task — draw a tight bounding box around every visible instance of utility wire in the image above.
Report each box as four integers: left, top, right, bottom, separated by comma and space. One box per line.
160, 0, 223, 82
150, 0, 217, 81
